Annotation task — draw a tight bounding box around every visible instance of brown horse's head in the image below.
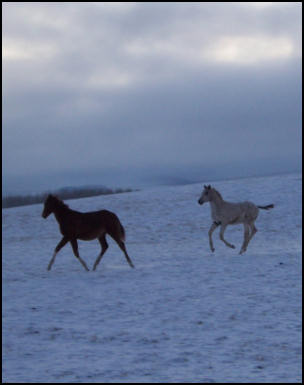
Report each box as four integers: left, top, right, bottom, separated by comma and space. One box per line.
42, 194, 57, 218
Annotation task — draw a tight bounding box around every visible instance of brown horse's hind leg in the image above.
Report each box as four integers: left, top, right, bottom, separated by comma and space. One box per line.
117, 240, 135, 268
70, 239, 89, 271
48, 236, 69, 271
93, 235, 109, 271
109, 232, 135, 268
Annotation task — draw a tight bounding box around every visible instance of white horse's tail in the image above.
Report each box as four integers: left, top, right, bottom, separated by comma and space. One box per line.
258, 204, 274, 210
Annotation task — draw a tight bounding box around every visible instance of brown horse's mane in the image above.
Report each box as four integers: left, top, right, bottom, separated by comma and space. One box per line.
50, 195, 70, 209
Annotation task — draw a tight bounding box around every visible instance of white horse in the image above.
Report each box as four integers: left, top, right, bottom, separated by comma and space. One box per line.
198, 185, 274, 254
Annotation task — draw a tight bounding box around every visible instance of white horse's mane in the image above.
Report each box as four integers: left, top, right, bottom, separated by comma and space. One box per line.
211, 187, 223, 201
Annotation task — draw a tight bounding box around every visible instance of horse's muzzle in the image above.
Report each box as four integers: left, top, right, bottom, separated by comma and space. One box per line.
42, 210, 49, 218
198, 199, 203, 205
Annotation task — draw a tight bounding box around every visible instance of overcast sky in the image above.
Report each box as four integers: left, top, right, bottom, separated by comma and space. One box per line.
3, 2, 302, 194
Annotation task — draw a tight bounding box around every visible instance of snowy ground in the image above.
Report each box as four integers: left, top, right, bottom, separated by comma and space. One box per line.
2, 173, 302, 383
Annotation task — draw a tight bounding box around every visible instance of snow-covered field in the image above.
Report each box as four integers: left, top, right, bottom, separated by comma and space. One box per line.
2, 173, 302, 383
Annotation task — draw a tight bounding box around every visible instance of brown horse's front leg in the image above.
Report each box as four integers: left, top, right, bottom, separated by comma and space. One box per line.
70, 239, 89, 271
47, 236, 69, 271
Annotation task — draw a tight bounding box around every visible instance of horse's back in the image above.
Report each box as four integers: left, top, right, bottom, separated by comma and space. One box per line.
83, 208, 115, 218
221, 200, 258, 224
69, 209, 123, 240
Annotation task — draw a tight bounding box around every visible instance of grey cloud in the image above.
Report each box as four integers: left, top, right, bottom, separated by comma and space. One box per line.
3, 2, 302, 193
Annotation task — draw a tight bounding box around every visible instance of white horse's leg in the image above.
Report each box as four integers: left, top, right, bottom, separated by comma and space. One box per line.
219, 224, 235, 249
240, 224, 250, 254
243, 222, 258, 252
208, 222, 218, 252
248, 223, 258, 242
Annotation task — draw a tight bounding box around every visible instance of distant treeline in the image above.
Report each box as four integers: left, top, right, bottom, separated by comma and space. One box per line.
2, 186, 135, 209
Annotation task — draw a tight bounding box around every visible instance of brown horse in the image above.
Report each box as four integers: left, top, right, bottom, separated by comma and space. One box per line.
42, 194, 135, 271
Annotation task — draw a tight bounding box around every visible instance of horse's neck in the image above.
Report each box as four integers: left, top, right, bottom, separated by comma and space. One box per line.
53, 205, 70, 223
211, 191, 224, 205
210, 191, 225, 217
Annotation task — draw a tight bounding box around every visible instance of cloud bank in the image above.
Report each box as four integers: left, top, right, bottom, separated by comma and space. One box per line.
3, 2, 302, 193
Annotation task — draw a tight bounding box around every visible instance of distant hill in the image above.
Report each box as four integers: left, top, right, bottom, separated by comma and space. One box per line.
2, 185, 135, 209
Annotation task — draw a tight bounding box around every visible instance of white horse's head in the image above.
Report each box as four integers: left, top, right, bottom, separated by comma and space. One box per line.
198, 185, 212, 205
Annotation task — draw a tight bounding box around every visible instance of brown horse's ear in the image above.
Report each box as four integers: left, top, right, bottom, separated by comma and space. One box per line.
207, 185, 211, 189
204, 185, 207, 189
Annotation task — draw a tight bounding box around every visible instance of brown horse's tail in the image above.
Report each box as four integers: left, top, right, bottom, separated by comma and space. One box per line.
106, 211, 126, 242
119, 222, 126, 242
